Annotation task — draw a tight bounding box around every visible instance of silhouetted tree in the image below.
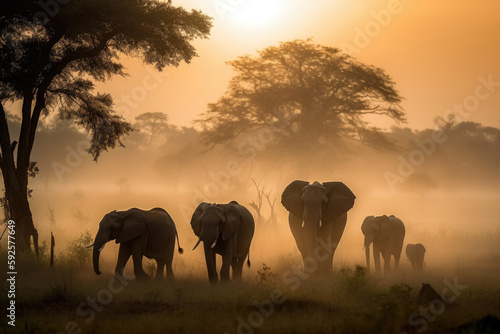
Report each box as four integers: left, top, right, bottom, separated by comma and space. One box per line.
198, 39, 405, 157
133, 112, 174, 151
0, 0, 212, 253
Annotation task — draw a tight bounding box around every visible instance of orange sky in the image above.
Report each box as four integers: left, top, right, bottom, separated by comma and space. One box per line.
103, 0, 500, 130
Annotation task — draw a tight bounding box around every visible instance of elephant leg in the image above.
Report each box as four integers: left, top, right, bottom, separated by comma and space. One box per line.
155, 259, 165, 280
382, 252, 392, 273
231, 258, 244, 282
418, 256, 424, 271
327, 213, 347, 271
204, 246, 218, 284
373, 244, 382, 273
289, 214, 308, 260
220, 244, 233, 282
409, 258, 416, 271
164, 237, 175, 280
316, 237, 334, 274
165, 261, 174, 279
115, 243, 132, 277
131, 237, 149, 279
394, 253, 401, 271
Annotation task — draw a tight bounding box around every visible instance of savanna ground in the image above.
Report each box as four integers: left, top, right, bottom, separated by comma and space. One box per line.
1, 244, 499, 334
1, 190, 500, 334
0, 190, 500, 333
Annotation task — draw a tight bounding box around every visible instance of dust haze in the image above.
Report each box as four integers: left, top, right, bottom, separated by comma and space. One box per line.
7, 116, 500, 280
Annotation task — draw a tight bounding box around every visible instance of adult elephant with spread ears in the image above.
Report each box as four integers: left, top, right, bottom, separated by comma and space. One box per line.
191, 201, 255, 284
281, 180, 356, 274
91, 208, 183, 280
362, 215, 405, 273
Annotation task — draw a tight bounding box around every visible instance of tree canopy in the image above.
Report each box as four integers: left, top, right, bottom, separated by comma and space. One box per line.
0, 0, 212, 252
198, 39, 405, 154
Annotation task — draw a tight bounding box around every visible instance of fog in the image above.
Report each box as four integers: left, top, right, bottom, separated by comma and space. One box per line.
3, 116, 498, 280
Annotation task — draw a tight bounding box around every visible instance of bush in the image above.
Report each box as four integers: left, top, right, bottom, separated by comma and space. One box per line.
66, 230, 93, 266
340, 265, 368, 292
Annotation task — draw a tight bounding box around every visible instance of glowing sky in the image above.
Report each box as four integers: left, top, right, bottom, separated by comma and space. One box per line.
104, 0, 500, 130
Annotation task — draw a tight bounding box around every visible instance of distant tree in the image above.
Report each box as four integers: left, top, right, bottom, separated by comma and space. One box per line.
198, 39, 405, 157
0, 0, 212, 253
133, 112, 174, 151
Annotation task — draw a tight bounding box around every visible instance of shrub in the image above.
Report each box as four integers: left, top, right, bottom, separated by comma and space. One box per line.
67, 230, 93, 266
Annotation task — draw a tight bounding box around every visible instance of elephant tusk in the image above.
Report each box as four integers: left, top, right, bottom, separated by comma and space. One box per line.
98, 243, 106, 252
211, 240, 217, 249
301, 221, 305, 228
319, 220, 322, 228
86, 243, 94, 249
192, 238, 202, 251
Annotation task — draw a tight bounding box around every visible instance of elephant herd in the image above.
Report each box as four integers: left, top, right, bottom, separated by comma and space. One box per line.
90, 180, 426, 284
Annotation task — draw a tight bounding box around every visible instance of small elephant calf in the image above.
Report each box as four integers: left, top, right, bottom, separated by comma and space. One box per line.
406, 243, 426, 272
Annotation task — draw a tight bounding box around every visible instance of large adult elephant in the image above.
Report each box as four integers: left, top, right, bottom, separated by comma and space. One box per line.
361, 215, 405, 273
91, 208, 183, 279
191, 201, 254, 284
406, 243, 426, 272
281, 180, 356, 274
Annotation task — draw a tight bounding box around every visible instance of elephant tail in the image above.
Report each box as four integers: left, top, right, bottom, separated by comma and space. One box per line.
247, 250, 251, 267
176, 230, 184, 254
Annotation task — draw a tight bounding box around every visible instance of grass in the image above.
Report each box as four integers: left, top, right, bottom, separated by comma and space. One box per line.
1, 248, 500, 334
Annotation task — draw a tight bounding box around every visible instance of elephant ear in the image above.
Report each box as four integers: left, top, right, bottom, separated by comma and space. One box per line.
116, 211, 149, 244
361, 215, 375, 234
322, 182, 356, 223
221, 203, 242, 241
190, 202, 211, 237
281, 180, 309, 219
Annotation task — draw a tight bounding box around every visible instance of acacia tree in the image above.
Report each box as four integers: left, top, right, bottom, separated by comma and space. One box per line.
0, 0, 211, 253
198, 39, 405, 156
133, 112, 173, 151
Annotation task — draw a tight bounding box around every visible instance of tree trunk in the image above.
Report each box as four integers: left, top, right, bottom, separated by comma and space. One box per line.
2, 165, 39, 255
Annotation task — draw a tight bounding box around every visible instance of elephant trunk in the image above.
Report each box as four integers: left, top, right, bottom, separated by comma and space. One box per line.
364, 235, 373, 271
93, 247, 102, 275
92, 231, 109, 275
204, 241, 217, 284
303, 221, 318, 260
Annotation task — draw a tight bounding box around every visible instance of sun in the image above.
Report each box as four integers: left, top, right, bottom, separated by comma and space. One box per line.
228, 0, 287, 28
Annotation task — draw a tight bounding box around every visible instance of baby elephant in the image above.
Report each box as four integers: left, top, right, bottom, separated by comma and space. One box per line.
91, 208, 183, 279
191, 201, 255, 284
406, 243, 426, 272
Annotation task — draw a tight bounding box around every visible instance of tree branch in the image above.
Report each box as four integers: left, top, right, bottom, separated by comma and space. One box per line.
26, 28, 123, 159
